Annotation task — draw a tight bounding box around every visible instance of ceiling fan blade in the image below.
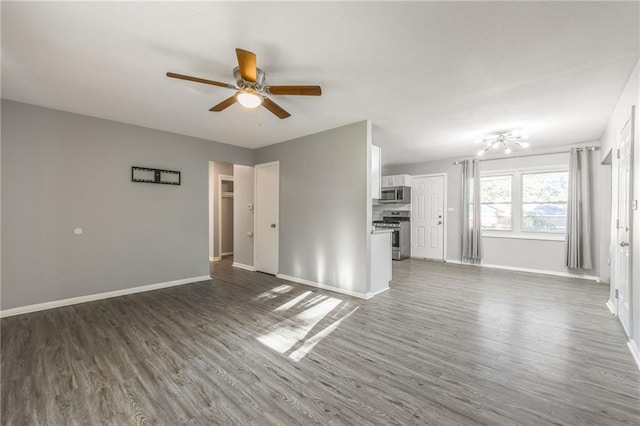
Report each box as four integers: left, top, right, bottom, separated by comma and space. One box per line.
209, 96, 237, 112
265, 85, 322, 96
166, 72, 236, 89
235, 48, 257, 83
262, 97, 291, 119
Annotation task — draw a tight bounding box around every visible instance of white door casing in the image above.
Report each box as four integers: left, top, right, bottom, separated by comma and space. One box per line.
254, 161, 279, 275
412, 174, 446, 260
616, 111, 634, 336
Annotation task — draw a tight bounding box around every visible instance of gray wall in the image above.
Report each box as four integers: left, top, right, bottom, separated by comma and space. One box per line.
385, 147, 601, 277
255, 121, 370, 295
1, 100, 254, 310
233, 165, 254, 267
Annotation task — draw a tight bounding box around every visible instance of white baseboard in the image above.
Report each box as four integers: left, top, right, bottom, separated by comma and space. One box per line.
444, 259, 598, 281
628, 339, 640, 370
211, 256, 221, 262
232, 262, 256, 272
606, 299, 617, 315
366, 286, 390, 299
276, 273, 369, 300
209, 257, 215, 261
221, 252, 233, 256
0, 275, 211, 318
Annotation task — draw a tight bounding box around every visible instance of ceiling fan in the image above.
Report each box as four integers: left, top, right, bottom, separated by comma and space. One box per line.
166, 48, 322, 119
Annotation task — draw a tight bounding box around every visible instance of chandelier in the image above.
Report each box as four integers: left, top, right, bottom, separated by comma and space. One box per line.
476, 130, 530, 156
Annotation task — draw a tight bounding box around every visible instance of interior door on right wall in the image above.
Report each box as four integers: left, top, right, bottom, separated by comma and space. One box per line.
616, 112, 634, 336
255, 161, 279, 275
412, 175, 445, 260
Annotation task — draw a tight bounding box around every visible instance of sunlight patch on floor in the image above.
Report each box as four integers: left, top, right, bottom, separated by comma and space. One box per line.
257, 292, 356, 361
274, 291, 312, 312
289, 306, 358, 361
254, 284, 293, 301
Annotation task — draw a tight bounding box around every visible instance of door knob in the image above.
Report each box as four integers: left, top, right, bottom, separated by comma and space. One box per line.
620, 241, 629, 247
437, 221, 443, 225
270, 223, 276, 228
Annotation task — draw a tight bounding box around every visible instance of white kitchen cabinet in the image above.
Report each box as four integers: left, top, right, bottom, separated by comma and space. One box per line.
371, 145, 381, 199
382, 174, 411, 188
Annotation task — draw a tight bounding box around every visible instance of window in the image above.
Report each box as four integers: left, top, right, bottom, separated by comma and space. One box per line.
480, 168, 568, 237
521, 171, 568, 234
480, 175, 512, 231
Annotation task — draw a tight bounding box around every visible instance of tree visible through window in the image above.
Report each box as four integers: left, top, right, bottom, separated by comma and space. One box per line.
480, 169, 569, 235
522, 171, 568, 233
480, 175, 512, 231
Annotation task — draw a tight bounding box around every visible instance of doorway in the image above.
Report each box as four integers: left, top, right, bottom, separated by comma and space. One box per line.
219, 175, 234, 259
209, 161, 235, 265
411, 174, 446, 260
254, 161, 279, 275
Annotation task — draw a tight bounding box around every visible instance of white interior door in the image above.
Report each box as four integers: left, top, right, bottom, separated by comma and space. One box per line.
616, 114, 633, 336
412, 175, 445, 260
255, 162, 279, 275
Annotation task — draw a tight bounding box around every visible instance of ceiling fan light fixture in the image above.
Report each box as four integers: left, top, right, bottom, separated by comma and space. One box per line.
236, 91, 262, 109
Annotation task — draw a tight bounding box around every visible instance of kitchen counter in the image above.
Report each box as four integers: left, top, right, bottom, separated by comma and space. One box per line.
369, 230, 392, 298
371, 229, 394, 234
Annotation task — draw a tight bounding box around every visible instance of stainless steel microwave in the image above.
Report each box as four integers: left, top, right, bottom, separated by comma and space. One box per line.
379, 186, 411, 204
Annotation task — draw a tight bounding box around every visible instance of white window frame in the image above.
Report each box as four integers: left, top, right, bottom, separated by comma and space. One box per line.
480, 172, 515, 233
481, 165, 569, 241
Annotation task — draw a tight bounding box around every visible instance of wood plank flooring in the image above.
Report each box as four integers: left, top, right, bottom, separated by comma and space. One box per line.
2, 258, 639, 425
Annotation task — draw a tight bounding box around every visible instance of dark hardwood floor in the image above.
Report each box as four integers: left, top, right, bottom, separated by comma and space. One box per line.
2, 258, 639, 425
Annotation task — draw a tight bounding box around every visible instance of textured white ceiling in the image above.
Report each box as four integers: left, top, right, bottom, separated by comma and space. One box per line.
2, 2, 638, 166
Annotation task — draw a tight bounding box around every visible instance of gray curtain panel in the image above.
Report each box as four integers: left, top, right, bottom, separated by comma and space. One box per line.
565, 148, 593, 269
462, 159, 482, 264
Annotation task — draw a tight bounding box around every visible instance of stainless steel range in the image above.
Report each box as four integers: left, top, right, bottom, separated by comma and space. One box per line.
373, 210, 411, 260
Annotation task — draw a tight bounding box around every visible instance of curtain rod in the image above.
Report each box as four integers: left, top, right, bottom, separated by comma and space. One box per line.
453, 146, 599, 165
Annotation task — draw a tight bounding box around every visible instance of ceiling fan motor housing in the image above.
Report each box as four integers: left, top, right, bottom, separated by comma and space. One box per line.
233, 67, 265, 89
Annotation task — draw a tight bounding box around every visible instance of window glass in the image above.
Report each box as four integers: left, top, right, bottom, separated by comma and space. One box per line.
521, 171, 568, 233
480, 175, 512, 231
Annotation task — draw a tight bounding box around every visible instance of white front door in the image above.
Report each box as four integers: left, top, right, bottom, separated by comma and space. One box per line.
255, 162, 279, 275
616, 112, 633, 336
412, 175, 445, 260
